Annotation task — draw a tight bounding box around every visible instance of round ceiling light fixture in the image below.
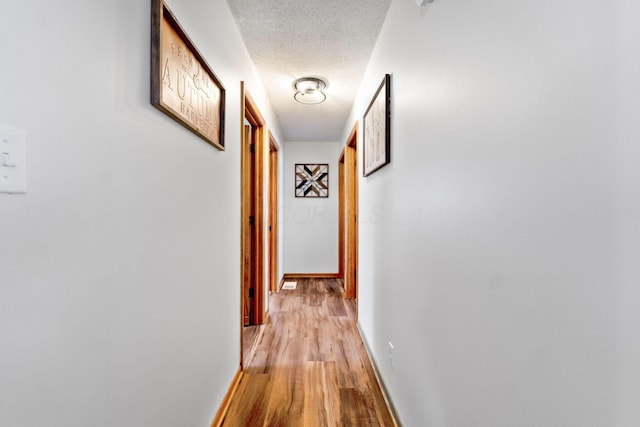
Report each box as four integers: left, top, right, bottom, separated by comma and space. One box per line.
293, 77, 327, 105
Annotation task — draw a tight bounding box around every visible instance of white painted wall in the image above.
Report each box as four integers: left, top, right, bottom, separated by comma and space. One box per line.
0, 1, 280, 426
345, 0, 640, 426
283, 141, 340, 274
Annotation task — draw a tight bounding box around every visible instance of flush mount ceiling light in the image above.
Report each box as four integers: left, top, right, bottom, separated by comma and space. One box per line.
293, 77, 327, 105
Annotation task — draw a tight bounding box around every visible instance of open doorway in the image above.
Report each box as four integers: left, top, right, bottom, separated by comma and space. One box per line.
240, 82, 267, 368
339, 123, 359, 305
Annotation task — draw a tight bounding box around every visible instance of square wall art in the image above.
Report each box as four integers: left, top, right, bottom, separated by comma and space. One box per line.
295, 163, 329, 198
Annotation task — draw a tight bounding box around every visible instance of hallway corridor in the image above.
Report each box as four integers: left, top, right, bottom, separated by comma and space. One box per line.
219, 278, 396, 427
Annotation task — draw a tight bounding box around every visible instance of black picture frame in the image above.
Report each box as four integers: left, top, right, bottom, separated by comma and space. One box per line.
363, 74, 391, 176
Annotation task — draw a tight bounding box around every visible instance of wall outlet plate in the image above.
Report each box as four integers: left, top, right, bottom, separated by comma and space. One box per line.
0, 125, 27, 194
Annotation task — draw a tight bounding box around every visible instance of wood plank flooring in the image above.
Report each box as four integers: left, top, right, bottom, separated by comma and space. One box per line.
220, 278, 396, 427
243, 325, 260, 367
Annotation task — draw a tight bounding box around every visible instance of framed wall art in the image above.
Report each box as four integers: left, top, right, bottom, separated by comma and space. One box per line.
295, 164, 329, 198
151, 0, 226, 150
363, 74, 391, 176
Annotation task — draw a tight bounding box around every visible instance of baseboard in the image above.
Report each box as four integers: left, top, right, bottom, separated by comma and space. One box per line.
282, 273, 341, 282
210, 367, 243, 427
356, 323, 402, 427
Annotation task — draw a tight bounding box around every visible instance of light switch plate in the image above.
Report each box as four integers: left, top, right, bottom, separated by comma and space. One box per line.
415, 0, 434, 5
0, 125, 27, 194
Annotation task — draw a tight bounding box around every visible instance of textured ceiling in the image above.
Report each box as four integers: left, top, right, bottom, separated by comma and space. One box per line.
227, 0, 391, 142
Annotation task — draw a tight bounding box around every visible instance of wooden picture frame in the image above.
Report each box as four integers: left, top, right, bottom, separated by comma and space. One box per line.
363, 74, 391, 176
295, 164, 329, 198
151, 0, 225, 150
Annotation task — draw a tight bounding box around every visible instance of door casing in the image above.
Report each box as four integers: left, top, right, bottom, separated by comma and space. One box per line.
240, 82, 267, 367
268, 132, 280, 293
340, 123, 359, 303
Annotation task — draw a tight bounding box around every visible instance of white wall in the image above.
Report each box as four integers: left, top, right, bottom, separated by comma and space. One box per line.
613, 1, 640, 424
345, 0, 640, 426
0, 1, 280, 426
283, 141, 340, 274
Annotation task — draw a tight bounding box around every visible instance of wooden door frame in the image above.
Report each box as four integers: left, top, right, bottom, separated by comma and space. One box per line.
240, 82, 266, 368
338, 149, 346, 280
241, 123, 253, 328
340, 122, 359, 302
268, 131, 279, 293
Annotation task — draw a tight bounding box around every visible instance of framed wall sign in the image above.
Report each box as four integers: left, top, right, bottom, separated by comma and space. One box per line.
295, 164, 329, 198
151, 0, 225, 150
363, 74, 391, 176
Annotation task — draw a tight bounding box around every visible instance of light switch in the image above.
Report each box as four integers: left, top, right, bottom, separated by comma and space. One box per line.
0, 125, 27, 194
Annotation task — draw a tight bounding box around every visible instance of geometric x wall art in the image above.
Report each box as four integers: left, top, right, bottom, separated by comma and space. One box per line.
295, 163, 329, 198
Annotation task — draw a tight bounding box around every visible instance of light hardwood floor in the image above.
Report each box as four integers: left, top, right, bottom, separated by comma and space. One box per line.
220, 278, 396, 427
243, 325, 260, 368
